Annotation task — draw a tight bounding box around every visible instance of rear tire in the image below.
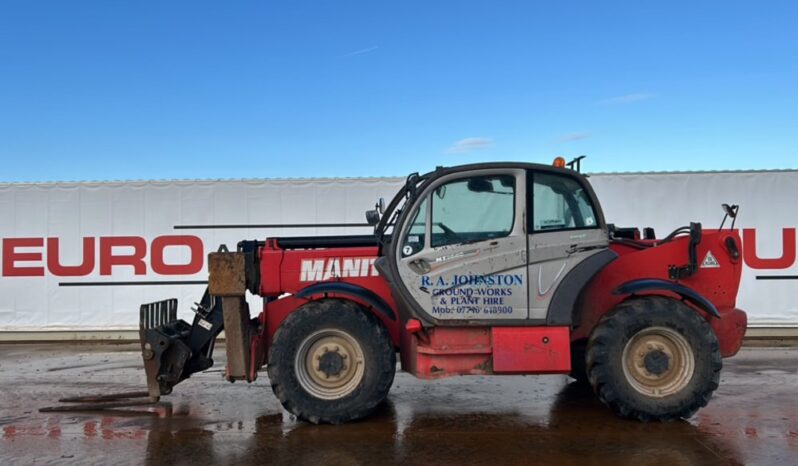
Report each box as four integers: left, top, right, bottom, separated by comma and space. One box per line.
267, 299, 396, 424
586, 296, 721, 421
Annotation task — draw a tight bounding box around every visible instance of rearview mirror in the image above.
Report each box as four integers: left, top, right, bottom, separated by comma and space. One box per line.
377, 198, 386, 214
722, 203, 738, 218
467, 178, 493, 193
719, 203, 739, 230
365, 209, 381, 226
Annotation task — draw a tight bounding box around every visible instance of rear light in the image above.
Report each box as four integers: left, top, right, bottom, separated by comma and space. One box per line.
724, 236, 740, 260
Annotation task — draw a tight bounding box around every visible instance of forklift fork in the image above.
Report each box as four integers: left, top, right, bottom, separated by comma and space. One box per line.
40, 250, 255, 414
40, 294, 224, 413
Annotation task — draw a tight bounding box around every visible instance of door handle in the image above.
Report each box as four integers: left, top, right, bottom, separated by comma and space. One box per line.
408, 258, 432, 274
433, 249, 480, 265
566, 244, 604, 255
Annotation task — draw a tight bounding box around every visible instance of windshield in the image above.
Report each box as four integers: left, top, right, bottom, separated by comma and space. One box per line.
374, 172, 431, 249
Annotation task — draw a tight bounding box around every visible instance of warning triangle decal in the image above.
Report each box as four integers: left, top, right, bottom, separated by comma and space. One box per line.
701, 251, 720, 268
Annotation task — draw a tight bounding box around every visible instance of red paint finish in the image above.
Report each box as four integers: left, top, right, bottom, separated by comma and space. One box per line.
573, 230, 747, 357
743, 228, 796, 269
710, 307, 748, 357
2, 237, 45, 276
248, 331, 266, 382
259, 239, 283, 295
150, 235, 204, 275
99, 236, 147, 275
402, 326, 570, 378
251, 228, 747, 376
492, 327, 570, 374
47, 237, 95, 276
258, 244, 400, 348
406, 327, 493, 379
1, 235, 205, 277
405, 319, 423, 333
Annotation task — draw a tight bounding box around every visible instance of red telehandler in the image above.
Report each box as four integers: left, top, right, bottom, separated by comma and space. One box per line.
46, 159, 748, 423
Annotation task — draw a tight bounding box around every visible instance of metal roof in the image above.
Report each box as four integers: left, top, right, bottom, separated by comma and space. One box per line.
1, 168, 796, 187
587, 168, 798, 176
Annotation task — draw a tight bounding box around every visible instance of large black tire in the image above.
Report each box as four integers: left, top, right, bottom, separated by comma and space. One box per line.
267, 299, 396, 424
586, 296, 722, 421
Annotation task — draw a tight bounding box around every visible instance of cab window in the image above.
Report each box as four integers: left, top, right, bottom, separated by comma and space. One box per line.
401, 198, 427, 257
531, 172, 598, 232
430, 175, 515, 248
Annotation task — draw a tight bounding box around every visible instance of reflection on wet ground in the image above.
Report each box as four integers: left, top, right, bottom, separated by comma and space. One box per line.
1, 344, 796, 465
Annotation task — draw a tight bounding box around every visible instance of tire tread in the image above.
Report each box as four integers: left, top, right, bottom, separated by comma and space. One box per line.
267, 299, 395, 424
586, 296, 722, 422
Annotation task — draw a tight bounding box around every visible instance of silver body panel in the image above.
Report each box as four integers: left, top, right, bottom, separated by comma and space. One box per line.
393, 166, 608, 324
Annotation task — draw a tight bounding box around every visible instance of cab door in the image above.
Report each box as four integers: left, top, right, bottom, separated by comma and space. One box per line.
526, 170, 609, 320
393, 168, 529, 322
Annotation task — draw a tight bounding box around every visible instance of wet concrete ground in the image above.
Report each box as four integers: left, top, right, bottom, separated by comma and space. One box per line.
0, 344, 796, 465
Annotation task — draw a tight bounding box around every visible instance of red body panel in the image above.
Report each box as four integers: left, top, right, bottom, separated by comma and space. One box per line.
256, 242, 400, 352
405, 327, 493, 379
573, 230, 746, 357
247, 228, 746, 380
492, 327, 570, 374
400, 326, 568, 378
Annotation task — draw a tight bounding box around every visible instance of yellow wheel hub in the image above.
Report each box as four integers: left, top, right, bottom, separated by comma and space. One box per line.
295, 329, 365, 400
622, 326, 695, 398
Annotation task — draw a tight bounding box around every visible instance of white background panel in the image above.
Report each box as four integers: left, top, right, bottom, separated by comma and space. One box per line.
0, 171, 795, 330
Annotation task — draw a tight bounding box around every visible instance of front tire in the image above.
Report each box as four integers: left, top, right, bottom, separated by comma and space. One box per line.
267, 299, 396, 424
586, 296, 722, 421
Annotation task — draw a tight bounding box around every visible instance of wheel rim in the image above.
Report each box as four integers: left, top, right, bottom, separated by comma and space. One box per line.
621, 326, 695, 398
294, 329, 365, 400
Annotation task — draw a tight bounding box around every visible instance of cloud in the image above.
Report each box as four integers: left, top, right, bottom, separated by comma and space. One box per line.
596, 93, 655, 105
445, 137, 493, 154
556, 132, 591, 143
341, 46, 379, 57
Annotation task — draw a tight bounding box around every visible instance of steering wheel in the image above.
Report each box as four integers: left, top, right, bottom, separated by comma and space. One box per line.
434, 222, 463, 244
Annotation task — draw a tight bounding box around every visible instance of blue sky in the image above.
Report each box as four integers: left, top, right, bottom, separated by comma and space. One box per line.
1, 1, 796, 182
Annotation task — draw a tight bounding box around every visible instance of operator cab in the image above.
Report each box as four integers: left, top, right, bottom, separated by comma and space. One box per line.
372, 160, 612, 327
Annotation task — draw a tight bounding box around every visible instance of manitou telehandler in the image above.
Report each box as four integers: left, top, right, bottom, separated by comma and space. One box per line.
46, 158, 748, 423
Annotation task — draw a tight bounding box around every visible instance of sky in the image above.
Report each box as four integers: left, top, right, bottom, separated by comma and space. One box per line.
1, 1, 797, 182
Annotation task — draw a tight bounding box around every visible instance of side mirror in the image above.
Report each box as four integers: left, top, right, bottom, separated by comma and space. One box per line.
405, 172, 420, 197
722, 203, 738, 218
365, 209, 381, 226
720, 203, 739, 230
376, 198, 386, 214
